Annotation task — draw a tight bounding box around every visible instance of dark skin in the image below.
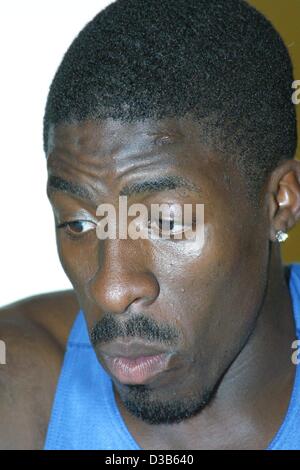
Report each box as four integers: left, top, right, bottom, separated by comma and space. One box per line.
1, 116, 300, 449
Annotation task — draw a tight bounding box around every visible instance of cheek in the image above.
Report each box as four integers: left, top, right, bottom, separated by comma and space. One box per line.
55, 231, 99, 292
153, 216, 269, 356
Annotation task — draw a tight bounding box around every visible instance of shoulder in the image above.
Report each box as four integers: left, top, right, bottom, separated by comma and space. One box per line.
0, 289, 79, 348
0, 290, 79, 449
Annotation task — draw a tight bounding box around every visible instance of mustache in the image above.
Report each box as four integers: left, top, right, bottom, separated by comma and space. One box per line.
90, 313, 181, 347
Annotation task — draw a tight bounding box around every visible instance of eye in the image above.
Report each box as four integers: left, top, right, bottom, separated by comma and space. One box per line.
57, 220, 96, 239
148, 217, 193, 239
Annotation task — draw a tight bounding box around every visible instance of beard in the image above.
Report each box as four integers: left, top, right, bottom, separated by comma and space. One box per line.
114, 381, 218, 425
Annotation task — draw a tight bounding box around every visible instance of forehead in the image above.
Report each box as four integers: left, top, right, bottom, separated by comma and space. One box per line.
46, 115, 212, 160
46, 116, 239, 205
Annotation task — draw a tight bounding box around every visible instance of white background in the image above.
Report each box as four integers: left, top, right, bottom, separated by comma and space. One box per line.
0, 1, 112, 307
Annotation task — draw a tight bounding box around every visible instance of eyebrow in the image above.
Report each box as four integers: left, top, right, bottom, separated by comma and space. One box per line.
119, 175, 201, 196
47, 175, 95, 202
47, 174, 201, 202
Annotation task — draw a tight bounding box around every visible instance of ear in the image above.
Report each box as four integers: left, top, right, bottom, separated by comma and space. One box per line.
267, 160, 300, 242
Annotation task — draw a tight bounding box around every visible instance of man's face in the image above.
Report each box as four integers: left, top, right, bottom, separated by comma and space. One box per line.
47, 116, 271, 424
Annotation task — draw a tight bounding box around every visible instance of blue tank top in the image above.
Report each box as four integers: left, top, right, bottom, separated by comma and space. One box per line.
44, 264, 300, 450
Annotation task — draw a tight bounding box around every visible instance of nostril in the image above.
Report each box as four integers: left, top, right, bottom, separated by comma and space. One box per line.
87, 271, 160, 315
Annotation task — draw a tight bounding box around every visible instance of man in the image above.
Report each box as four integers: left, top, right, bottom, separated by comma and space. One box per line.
1, 0, 300, 450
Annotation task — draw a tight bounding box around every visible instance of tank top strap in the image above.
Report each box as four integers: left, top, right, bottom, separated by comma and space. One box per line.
289, 264, 300, 337
67, 309, 91, 345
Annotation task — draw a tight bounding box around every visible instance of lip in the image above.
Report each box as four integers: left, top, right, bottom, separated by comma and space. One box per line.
98, 341, 173, 359
101, 352, 174, 385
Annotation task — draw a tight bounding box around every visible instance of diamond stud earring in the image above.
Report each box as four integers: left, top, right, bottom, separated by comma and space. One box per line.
275, 230, 289, 243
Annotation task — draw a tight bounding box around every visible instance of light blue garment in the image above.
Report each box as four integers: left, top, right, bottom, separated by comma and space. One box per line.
267, 263, 300, 450
44, 264, 300, 450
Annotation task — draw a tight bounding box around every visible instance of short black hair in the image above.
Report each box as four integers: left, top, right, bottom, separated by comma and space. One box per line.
43, 0, 297, 199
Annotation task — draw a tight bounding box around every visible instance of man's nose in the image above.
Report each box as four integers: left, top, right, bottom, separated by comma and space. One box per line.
87, 239, 160, 315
